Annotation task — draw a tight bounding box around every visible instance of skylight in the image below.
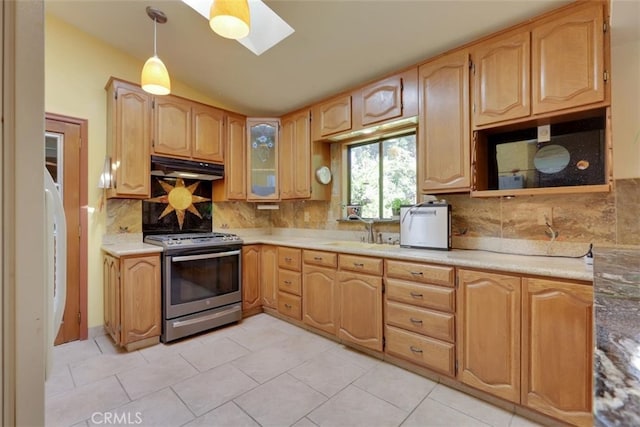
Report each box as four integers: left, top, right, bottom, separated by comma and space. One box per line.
181, 0, 295, 56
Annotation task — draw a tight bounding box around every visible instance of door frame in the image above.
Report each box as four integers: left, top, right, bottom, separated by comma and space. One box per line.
45, 112, 89, 340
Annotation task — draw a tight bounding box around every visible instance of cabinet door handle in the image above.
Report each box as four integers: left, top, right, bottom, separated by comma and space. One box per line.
410, 346, 423, 353
314, 256, 323, 261
284, 303, 292, 309
410, 292, 423, 298
410, 271, 424, 276
285, 257, 293, 262
284, 280, 292, 285
353, 262, 364, 267
409, 317, 423, 324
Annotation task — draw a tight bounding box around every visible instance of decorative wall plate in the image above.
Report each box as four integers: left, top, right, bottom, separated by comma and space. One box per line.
315, 166, 332, 184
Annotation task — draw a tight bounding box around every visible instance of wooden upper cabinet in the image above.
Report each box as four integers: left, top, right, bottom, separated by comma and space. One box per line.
521, 277, 593, 426
106, 78, 151, 199
360, 74, 404, 126
280, 110, 311, 199
153, 94, 226, 162
418, 49, 471, 193
153, 95, 192, 158
223, 113, 247, 200
247, 118, 280, 201
313, 94, 352, 138
532, 2, 605, 115
192, 104, 225, 162
471, 30, 531, 128
214, 113, 246, 201
457, 269, 521, 403
356, 68, 418, 127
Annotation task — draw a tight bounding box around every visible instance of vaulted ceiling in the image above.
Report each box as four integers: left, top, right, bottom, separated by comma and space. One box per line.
46, 0, 571, 116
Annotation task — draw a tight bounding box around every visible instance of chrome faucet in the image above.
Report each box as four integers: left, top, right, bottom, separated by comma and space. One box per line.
352, 214, 375, 243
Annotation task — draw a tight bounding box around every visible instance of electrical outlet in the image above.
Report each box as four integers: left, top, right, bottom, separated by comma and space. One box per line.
537, 207, 553, 226
303, 211, 310, 222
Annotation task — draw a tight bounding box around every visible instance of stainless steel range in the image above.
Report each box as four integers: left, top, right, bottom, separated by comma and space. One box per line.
144, 232, 243, 342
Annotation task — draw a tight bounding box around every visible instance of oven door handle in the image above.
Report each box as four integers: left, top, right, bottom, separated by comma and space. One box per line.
171, 250, 241, 262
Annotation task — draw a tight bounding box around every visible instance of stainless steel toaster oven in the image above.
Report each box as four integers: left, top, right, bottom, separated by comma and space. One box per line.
399, 203, 451, 250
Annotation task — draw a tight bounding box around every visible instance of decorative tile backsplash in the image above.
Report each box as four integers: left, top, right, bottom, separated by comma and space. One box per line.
106, 178, 639, 250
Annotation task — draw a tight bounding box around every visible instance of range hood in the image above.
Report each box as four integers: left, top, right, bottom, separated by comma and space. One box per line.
150, 155, 224, 181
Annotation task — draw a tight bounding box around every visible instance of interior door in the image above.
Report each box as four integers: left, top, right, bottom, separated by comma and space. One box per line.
45, 116, 87, 344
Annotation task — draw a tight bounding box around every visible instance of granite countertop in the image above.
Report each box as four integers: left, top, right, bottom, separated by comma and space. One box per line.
101, 232, 163, 257
241, 235, 594, 282
594, 248, 640, 426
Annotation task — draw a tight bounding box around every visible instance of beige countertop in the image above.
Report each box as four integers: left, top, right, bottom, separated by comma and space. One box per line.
241, 235, 594, 282
101, 242, 163, 257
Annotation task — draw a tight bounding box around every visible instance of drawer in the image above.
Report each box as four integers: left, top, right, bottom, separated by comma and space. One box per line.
385, 260, 454, 287
385, 300, 455, 343
303, 250, 337, 268
278, 247, 302, 271
339, 254, 383, 275
278, 292, 301, 320
385, 278, 455, 313
385, 325, 455, 376
278, 269, 302, 296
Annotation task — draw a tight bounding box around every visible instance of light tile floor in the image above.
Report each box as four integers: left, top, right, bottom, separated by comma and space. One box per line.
46, 314, 543, 427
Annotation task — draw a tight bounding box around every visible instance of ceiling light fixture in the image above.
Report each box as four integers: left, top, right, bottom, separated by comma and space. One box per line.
209, 0, 251, 39
182, 0, 294, 55
141, 6, 171, 95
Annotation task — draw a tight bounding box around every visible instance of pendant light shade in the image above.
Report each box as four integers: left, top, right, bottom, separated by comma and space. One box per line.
141, 55, 171, 95
209, 0, 251, 40
141, 7, 171, 95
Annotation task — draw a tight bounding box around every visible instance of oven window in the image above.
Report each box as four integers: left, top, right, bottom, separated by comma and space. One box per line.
170, 253, 239, 305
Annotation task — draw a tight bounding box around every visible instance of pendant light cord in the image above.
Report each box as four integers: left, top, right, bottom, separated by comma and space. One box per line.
153, 17, 158, 56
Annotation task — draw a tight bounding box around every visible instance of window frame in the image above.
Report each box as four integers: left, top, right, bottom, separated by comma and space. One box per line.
344, 129, 417, 219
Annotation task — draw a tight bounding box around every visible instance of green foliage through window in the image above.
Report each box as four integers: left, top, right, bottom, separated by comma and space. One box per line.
348, 132, 416, 218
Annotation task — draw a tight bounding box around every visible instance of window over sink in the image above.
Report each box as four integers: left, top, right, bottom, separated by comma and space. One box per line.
346, 131, 417, 219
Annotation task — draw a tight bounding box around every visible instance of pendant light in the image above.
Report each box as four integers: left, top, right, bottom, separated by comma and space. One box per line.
141, 6, 171, 95
209, 0, 251, 40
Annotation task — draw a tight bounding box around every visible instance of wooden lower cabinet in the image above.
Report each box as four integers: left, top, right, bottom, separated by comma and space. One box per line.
261, 246, 278, 308
277, 291, 302, 320
241, 245, 261, 314
302, 264, 338, 335
521, 277, 593, 427
385, 325, 455, 375
457, 269, 521, 403
103, 254, 120, 344
337, 269, 383, 351
384, 259, 456, 376
103, 252, 161, 350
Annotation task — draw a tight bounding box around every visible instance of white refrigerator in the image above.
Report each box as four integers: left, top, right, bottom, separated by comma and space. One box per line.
44, 170, 66, 379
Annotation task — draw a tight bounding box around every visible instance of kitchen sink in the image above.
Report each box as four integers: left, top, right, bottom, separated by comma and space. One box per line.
322, 241, 401, 250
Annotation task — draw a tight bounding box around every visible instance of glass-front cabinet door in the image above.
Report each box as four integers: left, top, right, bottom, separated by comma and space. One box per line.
247, 118, 280, 200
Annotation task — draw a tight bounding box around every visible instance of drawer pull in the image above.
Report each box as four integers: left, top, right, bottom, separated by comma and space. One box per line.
353, 262, 364, 267
285, 257, 293, 262
410, 271, 424, 276
410, 346, 423, 354
314, 256, 323, 261
410, 292, 423, 298
409, 317, 423, 324
284, 303, 292, 309
284, 280, 292, 285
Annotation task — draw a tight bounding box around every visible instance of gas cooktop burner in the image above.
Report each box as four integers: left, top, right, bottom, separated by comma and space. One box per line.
144, 232, 243, 249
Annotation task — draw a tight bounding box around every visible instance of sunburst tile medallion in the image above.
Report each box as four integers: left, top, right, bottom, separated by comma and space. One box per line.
147, 178, 211, 229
